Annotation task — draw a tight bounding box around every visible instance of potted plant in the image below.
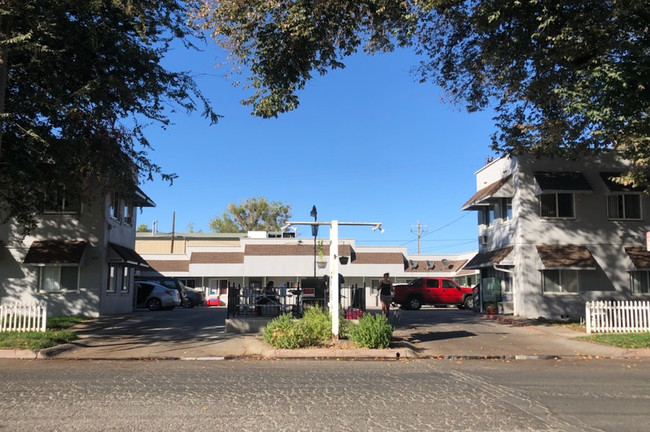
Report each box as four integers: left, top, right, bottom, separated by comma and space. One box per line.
316, 240, 327, 268
486, 303, 498, 315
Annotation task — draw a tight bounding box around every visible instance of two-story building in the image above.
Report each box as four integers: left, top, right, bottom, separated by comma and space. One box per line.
0, 188, 153, 317
462, 153, 650, 319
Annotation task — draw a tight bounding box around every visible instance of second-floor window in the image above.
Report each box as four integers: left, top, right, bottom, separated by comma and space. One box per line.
540, 193, 574, 218
501, 198, 512, 221
44, 188, 81, 214
607, 194, 641, 220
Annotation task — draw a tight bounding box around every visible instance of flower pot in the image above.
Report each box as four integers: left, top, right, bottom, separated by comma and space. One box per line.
339, 256, 349, 265
317, 260, 327, 269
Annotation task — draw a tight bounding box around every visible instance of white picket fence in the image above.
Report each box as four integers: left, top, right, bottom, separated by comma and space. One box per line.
585, 300, 650, 334
0, 302, 47, 332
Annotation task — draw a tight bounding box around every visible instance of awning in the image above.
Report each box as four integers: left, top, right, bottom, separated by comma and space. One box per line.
462, 175, 513, 211
24, 240, 87, 266
109, 242, 149, 268
600, 172, 643, 192
465, 246, 514, 269
625, 246, 650, 270
534, 172, 592, 195
536, 244, 597, 270
132, 187, 156, 208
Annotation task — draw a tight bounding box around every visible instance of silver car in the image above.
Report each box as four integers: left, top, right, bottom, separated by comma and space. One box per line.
135, 282, 181, 311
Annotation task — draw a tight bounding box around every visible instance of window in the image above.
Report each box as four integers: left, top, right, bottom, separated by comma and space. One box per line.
44, 188, 81, 214
40, 266, 79, 292
543, 269, 579, 294
540, 193, 574, 218
607, 194, 641, 220
630, 271, 650, 295
122, 202, 134, 225
426, 279, 439, 288
480, 206, 496, 226
121, 267, 131, 293
107, 264, 130, 293
442, 279, 457, 288
501, 198, 513, 221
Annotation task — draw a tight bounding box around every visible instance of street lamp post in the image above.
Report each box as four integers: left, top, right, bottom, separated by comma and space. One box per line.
282, 219, 383, 339
310, 205, 318, 277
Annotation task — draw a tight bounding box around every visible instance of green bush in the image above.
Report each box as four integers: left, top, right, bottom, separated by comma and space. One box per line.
263, 307, 336, 349
301, 306, 332, 343
263, 313, 309, 349
348, 313, 393, 349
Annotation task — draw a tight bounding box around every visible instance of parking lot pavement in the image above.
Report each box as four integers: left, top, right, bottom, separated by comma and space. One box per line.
3, 306, 650, 360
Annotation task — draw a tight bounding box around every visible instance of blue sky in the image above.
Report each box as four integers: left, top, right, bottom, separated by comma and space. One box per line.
139, 42, 499, 255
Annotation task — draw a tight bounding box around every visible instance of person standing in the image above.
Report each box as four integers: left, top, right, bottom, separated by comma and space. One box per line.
378, 272, 393, 318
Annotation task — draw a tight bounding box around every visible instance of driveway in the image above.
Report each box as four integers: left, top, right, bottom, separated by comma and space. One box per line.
42, 306, 647, 360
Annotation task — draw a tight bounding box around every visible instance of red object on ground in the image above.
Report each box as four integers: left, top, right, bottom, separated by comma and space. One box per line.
206, 298, 222, 306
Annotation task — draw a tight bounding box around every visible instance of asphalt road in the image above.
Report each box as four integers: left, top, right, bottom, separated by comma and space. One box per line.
1, 358, 648, 431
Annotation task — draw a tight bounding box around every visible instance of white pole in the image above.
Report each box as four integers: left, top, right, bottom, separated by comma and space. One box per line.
329, 220, 340, 339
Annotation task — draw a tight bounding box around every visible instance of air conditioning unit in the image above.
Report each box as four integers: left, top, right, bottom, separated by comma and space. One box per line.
479, 235, 488, 245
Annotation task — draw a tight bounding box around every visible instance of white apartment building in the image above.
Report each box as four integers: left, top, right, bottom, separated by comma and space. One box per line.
462, 152, 650, 319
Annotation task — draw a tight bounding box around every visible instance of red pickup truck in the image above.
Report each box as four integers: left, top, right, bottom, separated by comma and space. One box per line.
393, 277, 474, 310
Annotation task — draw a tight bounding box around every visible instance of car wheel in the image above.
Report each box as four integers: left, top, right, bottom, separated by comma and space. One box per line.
147, 298, 162, 311
463, 296, 474, 310
407, 296, 422, 310
182, 298, 194, 308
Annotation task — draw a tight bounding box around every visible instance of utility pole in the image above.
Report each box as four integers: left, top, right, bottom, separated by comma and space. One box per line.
410, 221, 428, 254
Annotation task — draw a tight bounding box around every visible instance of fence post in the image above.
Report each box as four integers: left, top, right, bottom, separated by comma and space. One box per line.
585, 301, 592, 334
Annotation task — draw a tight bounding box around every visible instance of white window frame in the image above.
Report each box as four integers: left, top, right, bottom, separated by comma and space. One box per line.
39, 266, 79, 292
542, 269, 580, 294
607, 193, 642, 220
540, 192, 575, 219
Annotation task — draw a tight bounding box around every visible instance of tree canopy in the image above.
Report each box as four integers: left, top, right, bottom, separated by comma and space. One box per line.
191, 0, 649, 190
0, 0, 219, 232
209, 197, 291, 233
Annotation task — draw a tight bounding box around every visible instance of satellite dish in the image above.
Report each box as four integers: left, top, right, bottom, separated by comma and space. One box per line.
442, 258, 449, 266
409, 260, 418, 269
426, 260, 434, 270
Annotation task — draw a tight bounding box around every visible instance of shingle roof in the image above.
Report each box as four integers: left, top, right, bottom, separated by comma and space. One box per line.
190, 252, 244, 264
145, 260, 189, 272
625, 246, 650, 270
404, 259, 468, 273
536, 244, 597, 269
465, 246, 514, 269
245, 244, 354, 258
23, 240, 87, 265
534, 172, 592, 192
462, 175, 513, 210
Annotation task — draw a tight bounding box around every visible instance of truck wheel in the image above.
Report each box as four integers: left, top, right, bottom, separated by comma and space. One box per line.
463, 296, 474, 310
407, 296, 422, 311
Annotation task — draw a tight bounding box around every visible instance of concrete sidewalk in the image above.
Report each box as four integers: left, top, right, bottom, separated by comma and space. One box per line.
2, 307, 650, 361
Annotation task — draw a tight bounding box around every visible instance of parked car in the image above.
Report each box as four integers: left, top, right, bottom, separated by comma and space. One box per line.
135, 281, 181, 311
393, 277, 474, 310
135, 277, 205, 308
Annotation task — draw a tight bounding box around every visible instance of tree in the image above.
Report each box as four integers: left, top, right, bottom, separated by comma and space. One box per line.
0, 1, 219, 232
137, 224, 151, 233
190, 0, 649, 190
209, 197, 291, 233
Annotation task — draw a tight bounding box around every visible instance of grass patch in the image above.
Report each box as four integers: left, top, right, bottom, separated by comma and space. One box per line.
578, 332, 650, 349
0, 315, 89, 350
0, 330, 78, 350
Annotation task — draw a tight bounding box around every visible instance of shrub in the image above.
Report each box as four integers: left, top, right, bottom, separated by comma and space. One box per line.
348, 313, 393, 349
263, 313, 310, 349
301, 306, 331, 344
